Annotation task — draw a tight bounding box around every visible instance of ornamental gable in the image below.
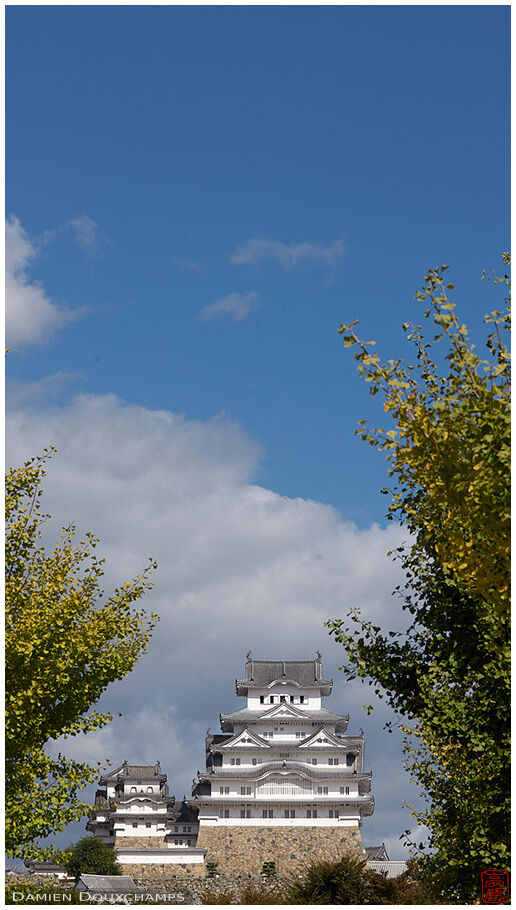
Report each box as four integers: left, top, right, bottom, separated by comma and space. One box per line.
257, 703, 309, 720
219, 728, 270, 749
298, 727, 346, 748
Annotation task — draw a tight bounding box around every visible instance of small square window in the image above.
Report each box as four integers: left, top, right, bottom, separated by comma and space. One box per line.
260, 696, 265, 703
146, 822, 151, 828
252, 758, 257, 765
312, 758, 317, 765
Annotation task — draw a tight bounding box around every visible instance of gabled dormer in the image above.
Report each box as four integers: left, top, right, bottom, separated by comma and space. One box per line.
257, 702, 311, 721
219, 727, 271, 749
298, 727, 347, 749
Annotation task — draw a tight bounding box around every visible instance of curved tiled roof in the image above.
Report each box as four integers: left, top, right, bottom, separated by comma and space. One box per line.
220, 707, 349, 732
99, 761, 167, 784
236, 656, 332, 695
198, 761, 372, 790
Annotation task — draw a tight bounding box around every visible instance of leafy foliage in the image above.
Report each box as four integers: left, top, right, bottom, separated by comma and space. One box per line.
64, 836, 122, 880
327, 259, 510, 902
284, 854, 427, 904
6, 450, 158, 859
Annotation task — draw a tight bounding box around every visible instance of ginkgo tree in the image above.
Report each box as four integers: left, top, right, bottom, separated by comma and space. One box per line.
327, 257, 510, 902
5, 449, 159, 859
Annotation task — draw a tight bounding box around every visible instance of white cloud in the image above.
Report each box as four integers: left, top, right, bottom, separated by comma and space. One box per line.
66, 215, 101, 256
230, 238, 346, 270
6, 391, 414, 849
5, 217, 81, 348
199, 291, 258, 322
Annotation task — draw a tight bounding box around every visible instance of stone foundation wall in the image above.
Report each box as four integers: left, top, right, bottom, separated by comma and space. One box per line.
196, 824, 365, 876
121, 863, 206, 880
115, 836, 168, 848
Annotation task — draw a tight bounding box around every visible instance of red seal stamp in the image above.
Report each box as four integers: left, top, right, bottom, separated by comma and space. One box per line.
481, 869, 510, 904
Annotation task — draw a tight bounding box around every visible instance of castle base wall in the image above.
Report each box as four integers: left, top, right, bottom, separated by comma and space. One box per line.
115, 836, 168, 848
196, 823, 365, 875
120, 864, 206, 880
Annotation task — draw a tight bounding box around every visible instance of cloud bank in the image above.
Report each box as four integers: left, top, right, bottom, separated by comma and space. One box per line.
230, 238, 346, 271
199, 292, 259, 322
7, 391, 414, 854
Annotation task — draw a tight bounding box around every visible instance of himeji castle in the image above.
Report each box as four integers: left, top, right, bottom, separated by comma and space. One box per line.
86, 654, 375, 876
189, 653, 374, 872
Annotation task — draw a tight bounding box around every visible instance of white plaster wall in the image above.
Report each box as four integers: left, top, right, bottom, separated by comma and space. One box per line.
247, 688, 322, 710
116, 851, 205, 865
198, 816, 361, 828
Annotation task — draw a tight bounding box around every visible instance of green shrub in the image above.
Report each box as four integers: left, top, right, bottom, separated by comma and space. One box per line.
64, 835, 122, 881
283, 855, 398, 904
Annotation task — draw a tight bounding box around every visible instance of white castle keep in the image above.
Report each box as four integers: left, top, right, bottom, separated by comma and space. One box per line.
188, 652, 374, 827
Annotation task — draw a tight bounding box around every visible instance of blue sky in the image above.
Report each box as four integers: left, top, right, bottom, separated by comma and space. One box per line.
6, 5, 509, 859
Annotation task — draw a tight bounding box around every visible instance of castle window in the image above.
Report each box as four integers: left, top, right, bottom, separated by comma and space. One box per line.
317, 787, 328, 795
260, 696, 265, 704
306, 809, 318, 818
311, 758, 317, 765
280, 696, 286, 703
146, 823, 151, 828
329, 810, 335, 818
132, 822, 137, 828
219, 809, 229, 818
329, 758, 339, 765
252, 758, 257, 765
130, 787, 137, 793
299, 696, 305, 704
284, 809, 295, 818
269, 696, 275, 703
240, 787, 251, 795
147, 786, 153, 792
290, 696, 294, 703
346, 753, 356, 767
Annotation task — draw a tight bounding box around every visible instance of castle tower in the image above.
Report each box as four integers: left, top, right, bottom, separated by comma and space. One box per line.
188, 654, 374, 874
